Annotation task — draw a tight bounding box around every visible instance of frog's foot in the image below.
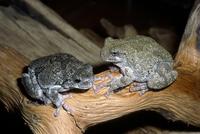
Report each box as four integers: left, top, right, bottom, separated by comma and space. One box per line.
53, 101, 73, 117
93, 73, 114, 94
52, 94, 73, 117
93, 84, 105, 94
103, 78, 120, 98
104, 73, 131, 97
109, 66, 120, 73
93, 81, 114, 97
62, 103, 73, 114
103, 88, 114, 98
54, 106, 62, 117
62, 94, 73, 114
94, 75, 102, 81
93, 76, 105, 94
130, 82, 149, 95
93, 82, 112, 95
54, 103, 74, 117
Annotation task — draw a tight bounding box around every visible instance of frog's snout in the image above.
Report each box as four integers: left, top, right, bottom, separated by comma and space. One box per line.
83, 81, 93, 88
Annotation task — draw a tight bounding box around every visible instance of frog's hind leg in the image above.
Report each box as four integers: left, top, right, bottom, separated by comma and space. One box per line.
45, 87, 73, 116
148, 62, 178, 90
22, 72, 50, 103
130, 82, 148, 95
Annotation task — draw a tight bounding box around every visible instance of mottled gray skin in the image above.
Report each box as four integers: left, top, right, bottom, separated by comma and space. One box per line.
22, 53, 94, 116
101, 35, 177, 95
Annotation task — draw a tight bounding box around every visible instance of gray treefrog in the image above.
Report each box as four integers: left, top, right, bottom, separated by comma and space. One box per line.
100, 35, 177, 95
21, 53, 94, 116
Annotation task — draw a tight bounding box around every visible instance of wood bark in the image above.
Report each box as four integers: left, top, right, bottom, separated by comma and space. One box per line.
0, 0, 200, 134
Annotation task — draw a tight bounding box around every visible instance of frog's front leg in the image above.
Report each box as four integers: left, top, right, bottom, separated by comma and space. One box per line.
147, 62, 177, 90
105, 67, 133, 97
93, 70, 117, 94
93, 66, 119, 94
45, 86, 72, 116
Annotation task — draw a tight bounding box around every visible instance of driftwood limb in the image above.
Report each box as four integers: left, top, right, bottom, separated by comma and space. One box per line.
79, 28, 104, 48
0, 0, 200, 134
1, 42, 200, 134
175, 0, 200, 72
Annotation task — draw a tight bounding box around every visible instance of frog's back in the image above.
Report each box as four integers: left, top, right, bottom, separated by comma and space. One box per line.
126, 35, 173, 61
29, 53, 84, 87
30, 53, 79, 70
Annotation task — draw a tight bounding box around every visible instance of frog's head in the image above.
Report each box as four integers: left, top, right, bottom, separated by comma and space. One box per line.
64, 64, 94, 90
101, 37, 126, 63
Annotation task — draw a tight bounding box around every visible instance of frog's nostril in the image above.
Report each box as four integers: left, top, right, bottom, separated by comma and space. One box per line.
83, 81, 88, 85
84, 81, 93, 86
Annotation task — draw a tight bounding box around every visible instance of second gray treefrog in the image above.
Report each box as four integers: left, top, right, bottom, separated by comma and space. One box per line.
22, 53, 94, 116
100, 35, 177, 95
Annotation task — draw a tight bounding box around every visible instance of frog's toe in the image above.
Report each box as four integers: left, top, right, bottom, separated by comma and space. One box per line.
94, 76, 102, 81
130, 82, 149, 95
103, 85, 116, 98
93, 75, 112, 94
138, 89, 149, 95
62, 103, 73, 114
53, 106, 62, 117
103, 89, 113, 98
93, 84, 107, 94
109, 66, 120, 72
62, 94, 74, 113
93, 85, 100, 94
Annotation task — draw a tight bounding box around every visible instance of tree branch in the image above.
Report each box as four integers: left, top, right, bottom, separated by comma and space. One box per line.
175, 0, 200, 71
0, 45, 200, 133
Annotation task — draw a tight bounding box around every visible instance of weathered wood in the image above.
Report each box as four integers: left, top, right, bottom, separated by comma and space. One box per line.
1, 44, 200, 134
79, 28, 104, 48
0, 6, 102, 65
13, 0, 102, 64
175, 0, 200, 71
0, 0, 200, 134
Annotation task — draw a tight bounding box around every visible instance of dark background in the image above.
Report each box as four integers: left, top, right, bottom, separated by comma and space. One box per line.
41, 0, 193, 40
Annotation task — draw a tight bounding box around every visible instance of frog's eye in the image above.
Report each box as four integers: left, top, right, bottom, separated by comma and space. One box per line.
74, 79, 81, 83
111, 51, 119, 56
